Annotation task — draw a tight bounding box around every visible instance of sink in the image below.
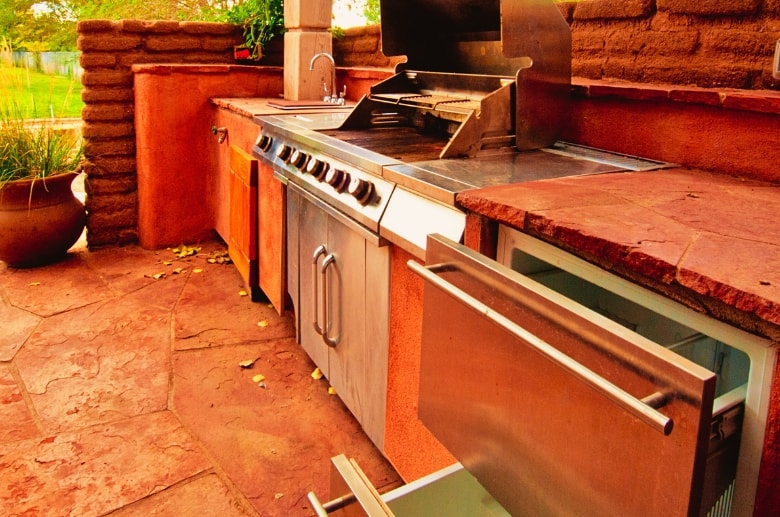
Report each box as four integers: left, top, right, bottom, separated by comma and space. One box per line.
266, 99, 352, 110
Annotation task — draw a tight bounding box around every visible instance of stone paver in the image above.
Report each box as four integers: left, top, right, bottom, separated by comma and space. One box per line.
0, 242, 400, 516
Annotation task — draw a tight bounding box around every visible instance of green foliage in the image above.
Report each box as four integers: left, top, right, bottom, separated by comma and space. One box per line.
364, 0, 380, 25
0, 64, 83, 118
221, 0, 285, 59
0, 102, 84, 185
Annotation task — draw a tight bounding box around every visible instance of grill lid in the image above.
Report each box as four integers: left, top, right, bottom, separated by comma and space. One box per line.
347, 0, 572, 152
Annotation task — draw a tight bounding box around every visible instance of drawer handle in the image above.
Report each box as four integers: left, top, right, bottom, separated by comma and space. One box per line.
312, 245, 327, 335
321, 253, 338, 347
408, 259, 674, 436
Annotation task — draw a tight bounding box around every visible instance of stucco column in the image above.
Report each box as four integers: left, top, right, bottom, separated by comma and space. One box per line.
284, 0, 333, 100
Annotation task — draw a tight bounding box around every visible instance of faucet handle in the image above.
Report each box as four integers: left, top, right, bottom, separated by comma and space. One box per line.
336, 85, 347, 105
322, 82, 331, 102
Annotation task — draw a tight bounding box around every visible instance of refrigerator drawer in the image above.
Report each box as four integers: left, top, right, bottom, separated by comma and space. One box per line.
408, 231, 773, 516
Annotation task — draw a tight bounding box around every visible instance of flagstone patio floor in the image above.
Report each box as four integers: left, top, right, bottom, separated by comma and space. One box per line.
0, 240, 400, 516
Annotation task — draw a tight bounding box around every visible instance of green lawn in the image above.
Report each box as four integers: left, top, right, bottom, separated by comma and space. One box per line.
0, 65, 83, 119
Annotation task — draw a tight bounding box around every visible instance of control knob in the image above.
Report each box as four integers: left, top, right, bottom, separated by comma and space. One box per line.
325, 168, 349, 191
275, 144, 292, 161
290, 149, 308, 169
306, 158, 329, 180
255, 133, 273, 152
347, 177, 374, 205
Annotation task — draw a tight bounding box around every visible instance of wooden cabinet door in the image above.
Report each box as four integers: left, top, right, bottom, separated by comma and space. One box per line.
228, 145, 258, 288
258, 160, 287, 314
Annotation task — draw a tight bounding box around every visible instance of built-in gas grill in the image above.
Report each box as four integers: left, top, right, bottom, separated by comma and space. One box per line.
253, 0, 668, 258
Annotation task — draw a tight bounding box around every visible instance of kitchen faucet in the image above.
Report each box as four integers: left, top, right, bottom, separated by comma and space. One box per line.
309, 52, 345, 104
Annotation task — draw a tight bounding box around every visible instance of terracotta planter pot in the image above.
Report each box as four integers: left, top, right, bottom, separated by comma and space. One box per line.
0, 172, 86, 267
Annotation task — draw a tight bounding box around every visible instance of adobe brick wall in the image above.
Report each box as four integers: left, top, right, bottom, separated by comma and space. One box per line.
77, 20, 245, 247
561, 0, 780, 89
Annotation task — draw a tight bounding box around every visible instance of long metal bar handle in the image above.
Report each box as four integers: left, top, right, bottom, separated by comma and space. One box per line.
408, 260, 674, 436
312, 245, 327, 335
321, 254, 338, 347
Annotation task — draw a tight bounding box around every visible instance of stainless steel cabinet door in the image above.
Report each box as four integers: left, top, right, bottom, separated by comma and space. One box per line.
294, 184, 389, 448
410, 234, 717, 517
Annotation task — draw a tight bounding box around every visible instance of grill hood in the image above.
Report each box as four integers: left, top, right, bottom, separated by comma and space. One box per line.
377, 0, 572, 150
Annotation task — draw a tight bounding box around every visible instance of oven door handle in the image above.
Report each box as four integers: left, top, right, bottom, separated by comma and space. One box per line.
321, 253, 338, 347
408, 259, 674, 436
312, 245, 328, 336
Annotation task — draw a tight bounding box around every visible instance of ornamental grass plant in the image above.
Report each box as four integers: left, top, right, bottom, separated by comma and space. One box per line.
0, 102, 83, 188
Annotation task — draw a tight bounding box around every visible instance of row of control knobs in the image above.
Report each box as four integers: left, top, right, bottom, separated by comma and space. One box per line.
257, 133, 373, 205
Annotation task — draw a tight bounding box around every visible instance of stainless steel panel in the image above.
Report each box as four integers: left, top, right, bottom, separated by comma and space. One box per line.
411, 234, 717, 517
380, 187, 465, 260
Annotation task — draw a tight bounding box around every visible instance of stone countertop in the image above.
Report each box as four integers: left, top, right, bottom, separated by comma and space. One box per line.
211, 97, 356, 118
456, 167, 780, 341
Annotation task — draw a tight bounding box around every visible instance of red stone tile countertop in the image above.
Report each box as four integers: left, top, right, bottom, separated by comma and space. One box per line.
457, 167, 780, 341
572, 78, 780, 116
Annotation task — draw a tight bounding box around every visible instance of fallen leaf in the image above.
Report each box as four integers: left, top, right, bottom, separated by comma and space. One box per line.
760, 280, 771, 286
258, 382, 267, 389
207, 258, 216, 264
162, 261, 172, 266
257, 320, 269, 327
238, 358, 257, 369
252, 374, 266, 383
152, 272, 166, 280
328, 386, 337, 395
238, 290, 248, 297
28, 282, 41, 287
193, 268, 203, 274
172, 267, 185, 274
311, 367, 323, 380
274, 493, 284, 500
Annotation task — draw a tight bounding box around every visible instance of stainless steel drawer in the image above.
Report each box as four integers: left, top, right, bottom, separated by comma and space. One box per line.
408, 232, 773, 516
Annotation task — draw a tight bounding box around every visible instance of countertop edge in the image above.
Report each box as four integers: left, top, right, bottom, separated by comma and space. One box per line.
457, 166, 780, 341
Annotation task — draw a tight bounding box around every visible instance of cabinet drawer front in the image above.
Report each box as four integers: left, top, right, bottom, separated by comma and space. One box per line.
411, 234, 716, 517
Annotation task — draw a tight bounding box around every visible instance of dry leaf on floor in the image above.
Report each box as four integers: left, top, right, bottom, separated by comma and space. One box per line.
193, 268, 203, 274
257, 320, 269, 327
28, 282, 41, 287
162, 261, 172, 266
274, 493, 284, 500
207, 249, 232, 264
328, 386, 337, 395
172, 267, 186, 274
238, 290, 248, 297
252, 374, 266, 383
238, 358, 257, 369
172, 245, 201, 258
311, 367, 323, 380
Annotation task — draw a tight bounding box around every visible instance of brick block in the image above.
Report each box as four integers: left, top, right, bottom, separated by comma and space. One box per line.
82, 121, 135, 139
119, 20, 179, 34
181, 21, 240, 36
78, 34, 142, 52
574, 0, 653, 20
81, 70, 134, 88
144, 35, 203, 52
657, 0, 760, 16
84, 137, 136, 158
79, 53, 117, 68
84, 175, 138, 195
84, 156, 137, 176
81, 88, 134, 104
77, 20, 117, 33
